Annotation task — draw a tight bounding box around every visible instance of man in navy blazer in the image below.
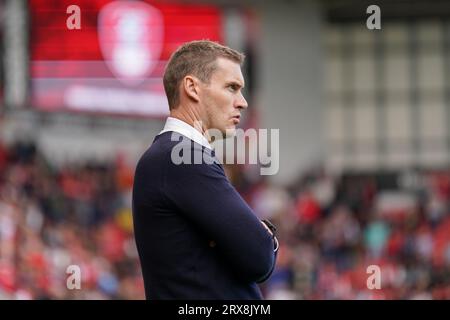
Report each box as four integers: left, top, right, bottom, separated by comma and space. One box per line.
132, 40, 278, 300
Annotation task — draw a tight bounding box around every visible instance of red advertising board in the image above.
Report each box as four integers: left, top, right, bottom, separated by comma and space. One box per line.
30, 0, 223, 117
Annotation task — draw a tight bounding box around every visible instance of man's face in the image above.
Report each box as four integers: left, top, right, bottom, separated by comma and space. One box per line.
199, 57, 248, 137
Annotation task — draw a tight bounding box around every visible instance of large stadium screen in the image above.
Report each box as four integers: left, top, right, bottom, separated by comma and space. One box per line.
29, 0, 223, 117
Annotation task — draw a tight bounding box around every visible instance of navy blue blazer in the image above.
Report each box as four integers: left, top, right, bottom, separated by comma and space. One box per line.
132, 131, 277, 300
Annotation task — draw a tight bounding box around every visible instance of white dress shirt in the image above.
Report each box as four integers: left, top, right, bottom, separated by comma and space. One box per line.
159, 117, 212, 150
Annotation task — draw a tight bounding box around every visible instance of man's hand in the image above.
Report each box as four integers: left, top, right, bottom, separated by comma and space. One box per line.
260, 220, 273, 235
259, 220, 274, 236
260, 219, 279, 253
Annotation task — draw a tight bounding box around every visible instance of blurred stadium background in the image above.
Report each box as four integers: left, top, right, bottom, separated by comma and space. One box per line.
1, 0, 450, 299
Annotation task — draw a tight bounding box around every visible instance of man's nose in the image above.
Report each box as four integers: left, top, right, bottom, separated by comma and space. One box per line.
236, 93, 248, 110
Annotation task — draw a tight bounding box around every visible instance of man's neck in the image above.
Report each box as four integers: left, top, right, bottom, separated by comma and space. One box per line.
170, 107, 210, 142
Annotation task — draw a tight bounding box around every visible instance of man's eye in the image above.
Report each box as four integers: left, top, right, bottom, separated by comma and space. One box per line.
228, 85, 238, 91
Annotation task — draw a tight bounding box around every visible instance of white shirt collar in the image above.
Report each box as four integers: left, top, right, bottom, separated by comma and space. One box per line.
159, 117, 213, 150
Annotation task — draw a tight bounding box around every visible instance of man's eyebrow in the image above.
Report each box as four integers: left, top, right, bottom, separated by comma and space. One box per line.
226, 81, 245, 88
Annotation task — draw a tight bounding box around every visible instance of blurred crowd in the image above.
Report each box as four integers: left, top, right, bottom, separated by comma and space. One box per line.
226, 162, 450, 299
0, 141, 143, 299
1, 140, 450, 299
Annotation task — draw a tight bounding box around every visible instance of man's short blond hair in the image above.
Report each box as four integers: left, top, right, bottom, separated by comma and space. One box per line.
163, 40, 245, 110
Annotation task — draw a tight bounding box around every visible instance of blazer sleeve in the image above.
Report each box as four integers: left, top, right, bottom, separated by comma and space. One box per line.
162, 146, 277, 283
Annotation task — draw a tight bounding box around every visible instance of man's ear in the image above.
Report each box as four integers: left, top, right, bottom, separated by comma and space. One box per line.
182, 75, 200, 102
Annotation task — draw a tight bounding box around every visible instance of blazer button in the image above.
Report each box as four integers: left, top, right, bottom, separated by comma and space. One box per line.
209, 241, 216, 248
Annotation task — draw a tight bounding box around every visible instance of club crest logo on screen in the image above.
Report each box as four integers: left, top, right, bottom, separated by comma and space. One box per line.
98, 1, 164, 86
